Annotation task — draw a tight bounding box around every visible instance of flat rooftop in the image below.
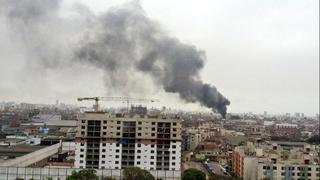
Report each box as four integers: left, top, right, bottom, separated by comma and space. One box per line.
0, 145, 44, 153
21, 120, 77, 127
78, 112, 181, 121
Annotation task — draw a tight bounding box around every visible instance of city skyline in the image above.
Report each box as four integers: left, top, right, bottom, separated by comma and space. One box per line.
0, 100, 318, 118
0, 0, 318, 116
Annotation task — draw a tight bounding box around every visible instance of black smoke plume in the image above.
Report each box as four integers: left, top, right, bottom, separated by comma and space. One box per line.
0, 0, 230, 117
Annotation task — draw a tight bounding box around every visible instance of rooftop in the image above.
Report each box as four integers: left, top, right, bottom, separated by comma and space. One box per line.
78, 112, 181, 121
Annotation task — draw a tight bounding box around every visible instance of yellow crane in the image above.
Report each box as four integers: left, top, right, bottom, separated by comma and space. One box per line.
77, 97, 159, 112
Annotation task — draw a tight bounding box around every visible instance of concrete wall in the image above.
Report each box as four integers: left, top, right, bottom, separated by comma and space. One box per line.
243, 157, 255, 180
62, 142, 76, 152
0, 167, 181, 180
0, 143, 60, 167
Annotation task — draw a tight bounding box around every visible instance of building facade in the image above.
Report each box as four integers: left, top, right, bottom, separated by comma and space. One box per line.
256, 162, 320, 180
232, 146, 257, 180
74, 112, 182, 171
232, 142, 320, 180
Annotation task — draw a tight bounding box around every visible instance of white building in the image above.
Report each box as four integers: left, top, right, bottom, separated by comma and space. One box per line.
263, 121, 274, 126
74, 112, 182, 171
275, 123, 298, 129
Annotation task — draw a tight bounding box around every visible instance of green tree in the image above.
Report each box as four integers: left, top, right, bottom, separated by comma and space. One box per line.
182, 168, 206, 180
123, 167, 155, 180
306, 135, 320, 144
66, 169, 99, 180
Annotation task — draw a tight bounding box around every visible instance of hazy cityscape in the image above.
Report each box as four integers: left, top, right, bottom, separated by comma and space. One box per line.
0, 0, 319, 180
0, 100, 318, 180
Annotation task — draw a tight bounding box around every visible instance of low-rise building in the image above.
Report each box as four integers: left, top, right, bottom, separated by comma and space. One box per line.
232, 142, 320, 180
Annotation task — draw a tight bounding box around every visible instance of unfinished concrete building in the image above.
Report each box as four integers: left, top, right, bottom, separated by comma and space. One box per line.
74, 112, 182, 171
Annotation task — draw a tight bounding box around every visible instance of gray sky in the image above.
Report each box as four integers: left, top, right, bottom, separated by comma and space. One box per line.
0, 0, 318, 116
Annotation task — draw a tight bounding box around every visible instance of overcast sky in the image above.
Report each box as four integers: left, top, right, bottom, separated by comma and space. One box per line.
0, 0, 318, 116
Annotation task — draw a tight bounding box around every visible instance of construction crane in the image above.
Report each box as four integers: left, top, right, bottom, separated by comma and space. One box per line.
77, 97, 159, 112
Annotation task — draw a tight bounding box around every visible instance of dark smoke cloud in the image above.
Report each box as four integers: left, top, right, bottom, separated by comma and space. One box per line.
0, 0, 73, 68
0, 0, 230, 117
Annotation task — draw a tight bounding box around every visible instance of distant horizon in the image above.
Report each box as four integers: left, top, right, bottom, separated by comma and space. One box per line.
1, 99, 318, 117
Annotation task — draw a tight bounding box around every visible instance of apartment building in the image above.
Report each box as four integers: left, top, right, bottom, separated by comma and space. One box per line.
181, 123, 223, 151
181, 131, 202, 151
232, 142, 320, 180
232, 145, 258, 180
275, 123, 298, 129
256, 161, 320, 180
74, 112, 181, 171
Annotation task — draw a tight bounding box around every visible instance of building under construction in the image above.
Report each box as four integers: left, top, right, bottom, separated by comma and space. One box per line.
74, 99, 182, 171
